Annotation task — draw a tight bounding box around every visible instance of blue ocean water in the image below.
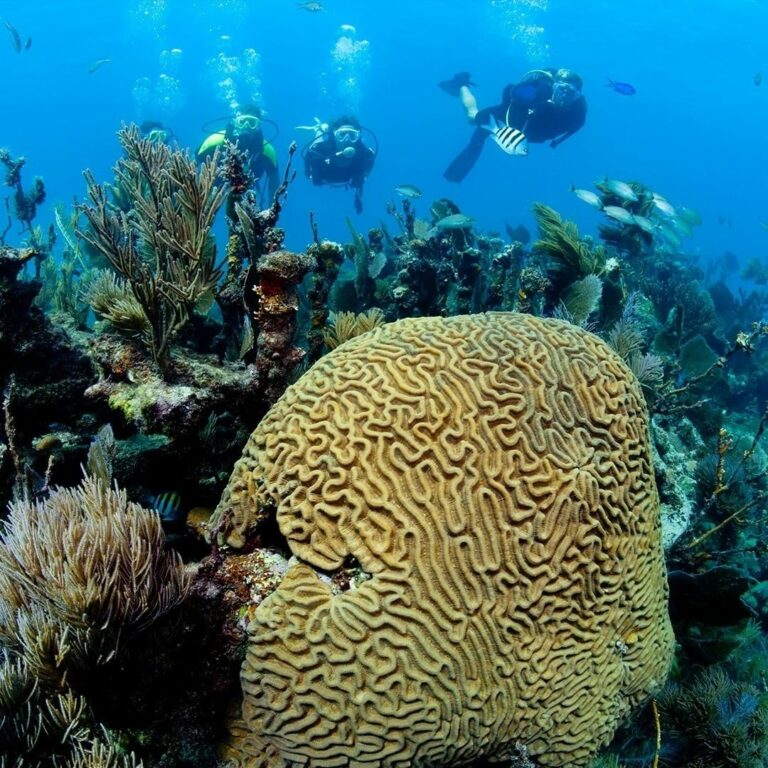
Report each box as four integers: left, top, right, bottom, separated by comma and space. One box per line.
1, 0, 767, 267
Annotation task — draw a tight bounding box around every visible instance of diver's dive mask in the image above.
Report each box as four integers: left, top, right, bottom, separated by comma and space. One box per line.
551, 81, 581, 107
333, 126, 361, 144
232, 114, 261, 136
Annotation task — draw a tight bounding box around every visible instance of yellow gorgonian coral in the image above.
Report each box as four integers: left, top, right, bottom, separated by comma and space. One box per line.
322, 307, 385, 349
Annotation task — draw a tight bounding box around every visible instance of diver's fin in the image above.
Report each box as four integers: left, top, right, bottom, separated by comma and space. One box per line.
438, 71, 476, 97
444, 134, 486, 183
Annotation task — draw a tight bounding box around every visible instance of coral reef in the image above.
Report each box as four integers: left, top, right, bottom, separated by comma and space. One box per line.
305, 238, 345, 362
244, 248, 315, 403
4, 125, 768, 767
0, 246, 95, 508
213, 312, 674, 767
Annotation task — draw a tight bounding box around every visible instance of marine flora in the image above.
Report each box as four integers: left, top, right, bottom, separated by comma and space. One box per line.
0, 649, 104, 764
560, 273, 603, 326
0, 476, 181, 765
79, 124, 227, 373
532, 202, 606, 282
657, 667, 768, 767
67, 741, 144, 768
213, 312, 674, 767
627, 351, 665, 390
35, 205, 92, 329
322, 307, 385, 349
0, 475, 189, 676
345, 216, 377, 309
85, 269, 150, 335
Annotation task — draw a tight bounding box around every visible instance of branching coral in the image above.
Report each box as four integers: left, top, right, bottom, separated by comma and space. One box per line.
0, 648, 141, 766
0, 475, 186, 764
78, 124, 227, 372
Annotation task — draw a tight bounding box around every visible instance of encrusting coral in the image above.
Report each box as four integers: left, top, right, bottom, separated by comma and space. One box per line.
212, 312, 674, 767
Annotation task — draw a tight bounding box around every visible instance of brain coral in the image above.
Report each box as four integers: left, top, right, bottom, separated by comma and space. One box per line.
214, 312, 674, 767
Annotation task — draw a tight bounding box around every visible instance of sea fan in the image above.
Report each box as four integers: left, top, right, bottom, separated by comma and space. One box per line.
561, 274, 603, 326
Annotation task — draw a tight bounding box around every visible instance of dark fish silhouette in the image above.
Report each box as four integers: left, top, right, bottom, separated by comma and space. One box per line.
3, 19, 21, 52
24, 36, 31, 51
606, 77, 636, 95
755, 72, 763, 86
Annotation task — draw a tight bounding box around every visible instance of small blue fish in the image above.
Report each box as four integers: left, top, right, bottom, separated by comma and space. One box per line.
606, 78, 636, 96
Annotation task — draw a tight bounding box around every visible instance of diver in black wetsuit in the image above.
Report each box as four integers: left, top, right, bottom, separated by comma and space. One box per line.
440, 68, 587, 183
304, 116, 376, 213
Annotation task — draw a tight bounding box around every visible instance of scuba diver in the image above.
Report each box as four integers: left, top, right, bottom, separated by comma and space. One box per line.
302, 116, 376, 213
139, 120, 176, 145
197, 105, 279, 202
440, 68, 587, 183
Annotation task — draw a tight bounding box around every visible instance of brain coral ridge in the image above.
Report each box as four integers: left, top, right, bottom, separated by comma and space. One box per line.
214, 312, 675, 768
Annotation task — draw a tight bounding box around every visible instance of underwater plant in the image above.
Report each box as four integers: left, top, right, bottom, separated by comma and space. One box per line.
657, 666, 768, 767
85, 269, 151, 335
34, 204, 98, 329
0, 475, 189, 677
0, 473, 183, 766
78, 124, 227, 373
322, 307, 385, 349
559, 273, 603, 326
532, 202, 606, 282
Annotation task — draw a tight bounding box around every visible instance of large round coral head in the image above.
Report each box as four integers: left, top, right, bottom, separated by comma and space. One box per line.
214, 312, 674, 768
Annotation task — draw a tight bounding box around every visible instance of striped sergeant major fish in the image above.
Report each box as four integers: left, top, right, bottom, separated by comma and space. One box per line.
148, 491, 185, 523
483, 114, 528, 156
